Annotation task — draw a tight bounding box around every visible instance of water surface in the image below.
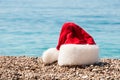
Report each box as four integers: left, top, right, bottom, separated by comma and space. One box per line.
0, 0, 120, 58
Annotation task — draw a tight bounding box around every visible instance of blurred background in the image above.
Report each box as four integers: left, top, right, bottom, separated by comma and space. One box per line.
0, 0, 120, 58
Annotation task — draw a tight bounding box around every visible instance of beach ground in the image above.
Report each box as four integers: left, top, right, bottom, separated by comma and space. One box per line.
0, 56, 120, 80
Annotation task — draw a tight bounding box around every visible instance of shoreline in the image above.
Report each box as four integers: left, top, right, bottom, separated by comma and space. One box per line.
0, 56, 120, 79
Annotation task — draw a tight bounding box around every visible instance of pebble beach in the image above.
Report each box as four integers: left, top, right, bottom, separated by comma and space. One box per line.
0, 56, 120, 80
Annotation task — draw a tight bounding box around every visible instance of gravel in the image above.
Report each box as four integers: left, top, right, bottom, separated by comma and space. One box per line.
0, 56, 120, 80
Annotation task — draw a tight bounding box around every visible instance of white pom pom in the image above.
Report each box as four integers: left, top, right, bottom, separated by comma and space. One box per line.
42, 48, 59, 64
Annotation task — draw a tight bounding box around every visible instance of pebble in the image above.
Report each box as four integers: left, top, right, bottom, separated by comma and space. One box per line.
92, 69, 99, 71
82, 75, 88, 79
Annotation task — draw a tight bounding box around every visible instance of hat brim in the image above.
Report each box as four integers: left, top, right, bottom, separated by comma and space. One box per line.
58, 44, 99, 66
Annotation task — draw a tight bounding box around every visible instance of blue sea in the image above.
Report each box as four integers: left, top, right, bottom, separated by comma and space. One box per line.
0, 0, 120, 58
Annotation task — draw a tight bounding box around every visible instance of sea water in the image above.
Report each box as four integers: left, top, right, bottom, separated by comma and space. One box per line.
0, 0, 120, 58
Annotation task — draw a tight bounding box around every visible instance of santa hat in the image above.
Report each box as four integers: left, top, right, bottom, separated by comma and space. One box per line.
42, 22, 99, 66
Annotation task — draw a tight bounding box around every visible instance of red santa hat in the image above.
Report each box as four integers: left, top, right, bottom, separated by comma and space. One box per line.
42, 22, 99, 66
56, 22, 96, 50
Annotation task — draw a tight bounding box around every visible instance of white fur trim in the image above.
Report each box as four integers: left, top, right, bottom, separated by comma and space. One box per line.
58, 44, 99, 66
42, 48, 59, 64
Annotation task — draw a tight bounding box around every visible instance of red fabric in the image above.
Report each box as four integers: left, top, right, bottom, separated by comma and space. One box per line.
56, 22, 96, 50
